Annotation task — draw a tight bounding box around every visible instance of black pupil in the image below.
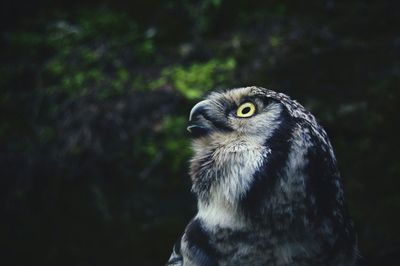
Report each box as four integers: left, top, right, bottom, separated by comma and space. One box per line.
242, 106, 251, 114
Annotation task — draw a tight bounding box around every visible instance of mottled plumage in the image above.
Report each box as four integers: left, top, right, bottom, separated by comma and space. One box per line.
167, 87, 357, 266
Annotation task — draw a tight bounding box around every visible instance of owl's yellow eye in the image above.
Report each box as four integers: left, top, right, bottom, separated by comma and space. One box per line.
236, 102, 256, 118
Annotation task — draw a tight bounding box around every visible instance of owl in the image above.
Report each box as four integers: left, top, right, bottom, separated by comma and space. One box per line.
166, 87, 357, 265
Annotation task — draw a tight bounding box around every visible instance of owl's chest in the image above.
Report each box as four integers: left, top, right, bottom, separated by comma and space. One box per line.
206, 227, 317, 266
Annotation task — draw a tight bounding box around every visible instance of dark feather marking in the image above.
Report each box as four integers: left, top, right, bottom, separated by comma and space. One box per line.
239, 107, 296, 220
165, 237, 183, 265
185, 219, 219, 266
202, 111, 232, 132
173, 238, 181, 254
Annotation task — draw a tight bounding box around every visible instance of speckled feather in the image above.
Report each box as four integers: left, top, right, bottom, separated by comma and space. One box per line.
166, 87, 357, 266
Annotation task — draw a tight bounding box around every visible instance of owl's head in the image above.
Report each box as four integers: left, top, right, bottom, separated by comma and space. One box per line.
188, 87, 341, 219
188, 86, 331, 169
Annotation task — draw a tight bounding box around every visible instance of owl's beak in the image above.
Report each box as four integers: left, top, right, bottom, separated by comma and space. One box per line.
189, 100, 210, 122
187, 100, 212, 137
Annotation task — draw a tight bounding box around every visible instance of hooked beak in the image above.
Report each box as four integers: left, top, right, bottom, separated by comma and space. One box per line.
187, 100, 212, 137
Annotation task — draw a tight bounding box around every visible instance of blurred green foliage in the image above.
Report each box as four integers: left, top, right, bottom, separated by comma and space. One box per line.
1, 1, 399, 265
152, 58, 236, 99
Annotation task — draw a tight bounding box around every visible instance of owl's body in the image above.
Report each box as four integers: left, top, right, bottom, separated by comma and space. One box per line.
167, 87, 357, 266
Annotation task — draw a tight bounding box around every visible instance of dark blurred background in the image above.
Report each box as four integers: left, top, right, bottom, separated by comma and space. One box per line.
1, 0, 399, 265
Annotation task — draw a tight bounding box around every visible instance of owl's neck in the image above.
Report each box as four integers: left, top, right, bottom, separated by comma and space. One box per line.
191, 138, 274, 230
196, 191, 248, 230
